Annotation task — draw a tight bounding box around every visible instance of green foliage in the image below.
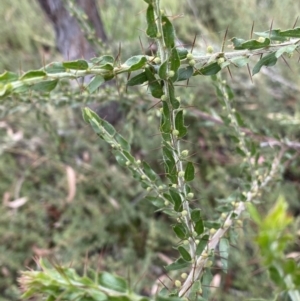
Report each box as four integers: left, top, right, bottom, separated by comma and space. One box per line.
1, 1, 300, 301
248, 196, 300, 300
0, 1, 55, 72
19, 259, 150, 301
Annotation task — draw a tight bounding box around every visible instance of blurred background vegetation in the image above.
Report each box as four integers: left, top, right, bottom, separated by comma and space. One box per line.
0, 0, 300, 300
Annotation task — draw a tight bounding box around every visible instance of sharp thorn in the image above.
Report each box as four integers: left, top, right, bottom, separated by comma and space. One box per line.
247, 63, 253, 84
250, 21, 254, 39
293, 16, 299, 29
221, 26, 229, 52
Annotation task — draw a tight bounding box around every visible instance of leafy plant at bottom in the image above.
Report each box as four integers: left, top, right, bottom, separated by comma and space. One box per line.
248, 196, 300, 301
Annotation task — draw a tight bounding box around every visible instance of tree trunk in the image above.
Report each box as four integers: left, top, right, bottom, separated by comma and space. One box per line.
37, 0, 122, 124
37, 0, 107, 61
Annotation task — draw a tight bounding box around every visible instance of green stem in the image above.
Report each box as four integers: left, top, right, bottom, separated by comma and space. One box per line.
152, 0, 196, 265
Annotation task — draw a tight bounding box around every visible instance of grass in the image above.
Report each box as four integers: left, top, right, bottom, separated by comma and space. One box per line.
0, 1, 300, 300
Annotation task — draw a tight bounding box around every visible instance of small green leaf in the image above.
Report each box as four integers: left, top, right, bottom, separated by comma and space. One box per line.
163, 193, 173, 205
115, 134, 130, 152
241, 37, 271, 49
88, 290, 107, 301
195, 220, 204, 235
91, 55, 114, 65
204, 221, 221, 229
219, 238, 229, 272
21, 70, 46, 80
13, 85, 30, 94
82, 107, 92, 123
160, 101, 172, 133
98, 272, 127, 292
230, 56, 250, 67
220, 60, 230, 69
279, 27, 300, 38
142, 161, 158, 181
178, 246, 192, 261
0, 71, 18, 84
170, 48, 180, 73
63, 59, 89, 70
261, 195, 293, 231
166, 170, 177, 184
146, 196, 164, 208
163, 145, 177, 182
196, 62, 221, 76
252, 52, 277, 76
268, 265, 284, 286
184, 162, 195, 182
162, 16, 175, 48
101, 119, 116, 136
190, 281, 201, 301
168, 81, 180, 109
173, 224, 187, 240
191, 209, 201, 223
44, 62, 66, 73
169, 189, 182, 212
32, 80, 58, 92
229, 228, 238, 245
202, 270, 213, 299
275, 44, 297, 58
250, 142, 258, 156
123, 55, 147, 71
0, 84, 13, 98
230, 37, 246, 49
113, 150, 127, 167
158, 60, 168, 79
91, 55, 114, 70
164, 258, 190, 271
255, 29, 287, 42
146, 4, 158, 38
278, 27, 300, 38
177, 66, 194, 81
255, 28, 300, 41
87, 75, 104, 93
230, 135, 240, 143
122, 151, 135, 164
103, 73, 114, 81
177, 48, 188, 60
246, 202, 262, 225
127, 72, 148, 86
175, 110, 187, 138
196, 235, 209, 255
283, 259, 297, 274
225, 84, 234, 100
145, 67, 164, 98
83, 107, 117, 138
236, 147, 246, 157
231, 37, 270, 50
163, 145, 175, 165
235, 112, 245, 127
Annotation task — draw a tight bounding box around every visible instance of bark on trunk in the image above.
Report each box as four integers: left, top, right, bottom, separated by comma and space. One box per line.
37, 0, 122, 124
37, 0, 107, 60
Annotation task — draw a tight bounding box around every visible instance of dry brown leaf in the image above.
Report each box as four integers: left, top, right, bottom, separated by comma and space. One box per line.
0, 121, 23, 141
108, 197, 120, 209
157, 252, 173, 265
286, 252, 300, 260
211, 273, 221, 292
5, 197, 28, 208
65, 165, 76, 203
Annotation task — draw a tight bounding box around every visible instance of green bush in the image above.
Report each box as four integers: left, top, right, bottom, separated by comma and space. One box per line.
0, 1, 300, 301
